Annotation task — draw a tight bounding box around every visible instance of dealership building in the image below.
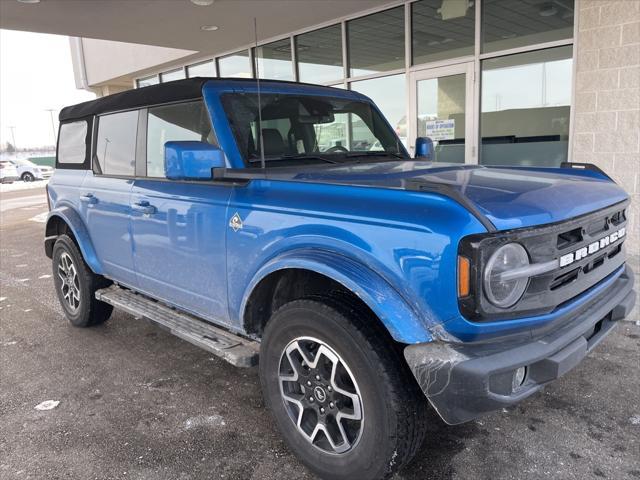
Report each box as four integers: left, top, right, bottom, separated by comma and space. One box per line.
2, 0, 638, 260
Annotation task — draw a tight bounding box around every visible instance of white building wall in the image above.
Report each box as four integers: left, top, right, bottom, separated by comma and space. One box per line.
573, 0, 639, 320
74, 38, 196, 90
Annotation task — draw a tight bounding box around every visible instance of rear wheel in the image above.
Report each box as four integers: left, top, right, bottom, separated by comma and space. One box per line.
260, 297, 428, 480
52, 234, 113, 327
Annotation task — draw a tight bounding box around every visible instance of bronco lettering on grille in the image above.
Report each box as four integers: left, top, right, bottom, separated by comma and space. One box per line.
559, 227, 626, 268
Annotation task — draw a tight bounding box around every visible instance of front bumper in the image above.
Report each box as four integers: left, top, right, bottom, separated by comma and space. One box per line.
405, 265, 636, 425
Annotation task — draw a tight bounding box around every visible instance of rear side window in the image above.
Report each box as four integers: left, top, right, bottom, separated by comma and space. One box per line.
95, 111, 138, 176
58, 121, 88, 165
146, 101, 215, 178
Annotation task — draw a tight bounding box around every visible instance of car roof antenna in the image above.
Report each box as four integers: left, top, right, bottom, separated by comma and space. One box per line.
253, 17, 266, 170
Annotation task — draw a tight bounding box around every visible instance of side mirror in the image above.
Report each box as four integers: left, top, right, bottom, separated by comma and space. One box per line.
164, 141, 225, 181
415, 137, 434, 159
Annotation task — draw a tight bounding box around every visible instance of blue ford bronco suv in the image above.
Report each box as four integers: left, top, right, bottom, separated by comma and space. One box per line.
46, 78, 635, 480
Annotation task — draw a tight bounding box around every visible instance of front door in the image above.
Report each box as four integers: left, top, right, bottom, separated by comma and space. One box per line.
130, 100, 232, 325
130, 181, 231, 324
409, 63, 475, 163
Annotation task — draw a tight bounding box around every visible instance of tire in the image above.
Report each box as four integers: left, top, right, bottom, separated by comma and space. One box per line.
260, 296, 428, 480
52, 234, 113, 327
21, 172, 35, 182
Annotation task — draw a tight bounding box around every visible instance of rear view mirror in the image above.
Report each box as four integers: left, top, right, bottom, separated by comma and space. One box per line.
164, 141, 225, 181
415, 137, 434, 159
297, 113, 335, 124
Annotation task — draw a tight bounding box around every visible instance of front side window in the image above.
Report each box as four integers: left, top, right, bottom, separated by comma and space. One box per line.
146, 101, 215, 178
221, 93, 406, 167
95, 110, 138, 176
58, 120, 88, 164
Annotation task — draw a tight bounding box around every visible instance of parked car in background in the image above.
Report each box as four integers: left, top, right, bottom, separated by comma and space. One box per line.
44, 78, 635, 480
0, 160, 19, 183
9, 158, 54, 182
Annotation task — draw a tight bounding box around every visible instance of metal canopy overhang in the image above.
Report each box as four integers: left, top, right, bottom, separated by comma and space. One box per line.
0, 0, 394, 52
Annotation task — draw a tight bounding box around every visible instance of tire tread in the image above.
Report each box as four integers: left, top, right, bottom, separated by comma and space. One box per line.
271, 293, 428, 479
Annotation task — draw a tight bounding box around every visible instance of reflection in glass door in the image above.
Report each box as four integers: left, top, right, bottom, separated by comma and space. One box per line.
409, 63, 474, 163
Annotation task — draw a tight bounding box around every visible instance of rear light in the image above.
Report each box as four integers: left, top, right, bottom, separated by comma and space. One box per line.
457, 256, 471, 298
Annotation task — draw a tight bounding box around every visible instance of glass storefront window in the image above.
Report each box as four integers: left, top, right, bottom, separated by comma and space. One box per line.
480, 46, 573, 167
348, 7, 405, 77
412, 0, 475, 66
482, 0, 574, 53
417, 73, 467, 163
187, 60, 216, 78
255, 38, 294, 81
161, 68, 185, 82
296, 25, 344, 84
137, 75, 159, 88
350, 74, 407, 147
218, 51, 252, 78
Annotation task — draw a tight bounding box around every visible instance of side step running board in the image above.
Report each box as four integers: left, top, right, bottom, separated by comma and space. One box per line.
95, 285, 259, 368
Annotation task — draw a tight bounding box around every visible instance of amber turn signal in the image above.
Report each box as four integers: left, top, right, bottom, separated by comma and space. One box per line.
458, 256, 470, 298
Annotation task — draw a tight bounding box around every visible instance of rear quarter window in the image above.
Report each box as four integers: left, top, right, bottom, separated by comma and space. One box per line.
57, 120, 90, 168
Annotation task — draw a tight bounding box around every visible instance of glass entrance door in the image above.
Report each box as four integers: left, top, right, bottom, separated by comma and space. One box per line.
409, 63, 475, 163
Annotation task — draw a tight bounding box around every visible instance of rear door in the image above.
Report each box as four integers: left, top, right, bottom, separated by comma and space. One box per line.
130, 101, 232, 325
80, 110, 138, 286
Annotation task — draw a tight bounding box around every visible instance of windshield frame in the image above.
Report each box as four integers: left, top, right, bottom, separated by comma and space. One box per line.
219, 90, 409, 168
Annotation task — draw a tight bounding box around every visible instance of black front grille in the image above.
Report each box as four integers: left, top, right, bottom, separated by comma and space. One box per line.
458, 200, 629, 322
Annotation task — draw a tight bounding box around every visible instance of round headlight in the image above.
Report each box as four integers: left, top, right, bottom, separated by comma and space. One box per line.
483, 243, 530, 308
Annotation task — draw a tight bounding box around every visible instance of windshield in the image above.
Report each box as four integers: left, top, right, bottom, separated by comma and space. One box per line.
221, 93, 408, 166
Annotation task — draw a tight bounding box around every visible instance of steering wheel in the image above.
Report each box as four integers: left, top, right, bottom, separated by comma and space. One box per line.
324, 145, 349, 154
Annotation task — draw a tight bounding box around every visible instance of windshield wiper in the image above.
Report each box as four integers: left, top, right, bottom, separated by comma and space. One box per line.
344, 151, 405, 159
248, 154, 341, 165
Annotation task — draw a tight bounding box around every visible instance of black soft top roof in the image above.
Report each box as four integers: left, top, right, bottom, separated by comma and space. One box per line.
59, 77, 352, 122
59, 77, 211, 122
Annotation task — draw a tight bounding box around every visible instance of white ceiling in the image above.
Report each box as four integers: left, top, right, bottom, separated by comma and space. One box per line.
0, 0, 395, 51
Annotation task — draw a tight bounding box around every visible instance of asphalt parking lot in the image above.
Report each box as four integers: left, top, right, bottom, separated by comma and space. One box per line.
1, 186, 639, 480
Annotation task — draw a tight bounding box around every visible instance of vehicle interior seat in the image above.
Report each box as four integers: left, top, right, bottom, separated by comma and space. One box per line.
261, 128, 287, 156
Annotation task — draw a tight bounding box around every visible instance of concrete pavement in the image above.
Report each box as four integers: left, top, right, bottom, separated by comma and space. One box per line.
1, 187, 639, 480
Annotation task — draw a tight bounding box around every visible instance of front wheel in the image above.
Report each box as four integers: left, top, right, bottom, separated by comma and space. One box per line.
52, 234, 113, 327
260, 297, 428, 480
21, 172, 35, 182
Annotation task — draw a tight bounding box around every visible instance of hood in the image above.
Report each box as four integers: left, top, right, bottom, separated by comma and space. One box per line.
283, 161, 629, 231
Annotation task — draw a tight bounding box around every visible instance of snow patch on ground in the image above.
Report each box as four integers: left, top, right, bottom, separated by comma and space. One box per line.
0, 180, 49, 193
184, 414, 226, 430
29, 212, 48, 223
35, 400, 60, 411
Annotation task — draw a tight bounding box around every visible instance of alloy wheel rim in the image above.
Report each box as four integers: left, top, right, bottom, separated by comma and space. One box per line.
278, 336, 364, 455
58, 252, 80, 312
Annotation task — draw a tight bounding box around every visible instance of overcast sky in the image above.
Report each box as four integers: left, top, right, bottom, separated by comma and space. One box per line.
0, 29, 95, 150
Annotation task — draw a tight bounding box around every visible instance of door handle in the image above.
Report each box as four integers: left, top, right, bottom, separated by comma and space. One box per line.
80, 193, 98, 205
132, 201, 157, 215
